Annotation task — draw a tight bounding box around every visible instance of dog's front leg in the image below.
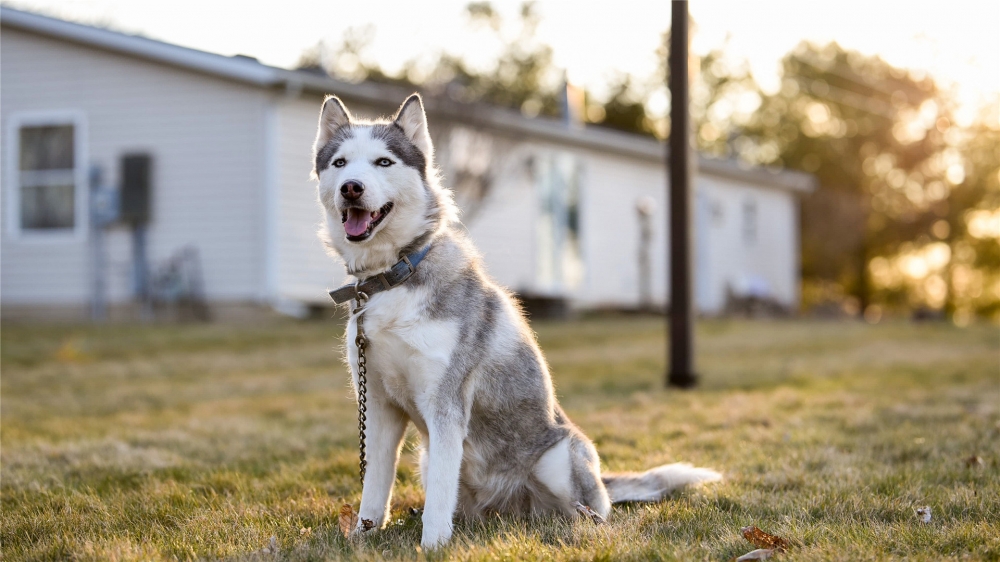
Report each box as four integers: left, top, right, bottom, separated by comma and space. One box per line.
356, 392, 408, 532
420, 413, 466, 548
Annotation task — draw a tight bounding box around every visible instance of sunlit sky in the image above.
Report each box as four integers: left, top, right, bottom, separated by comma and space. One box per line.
6, 0, 999, 119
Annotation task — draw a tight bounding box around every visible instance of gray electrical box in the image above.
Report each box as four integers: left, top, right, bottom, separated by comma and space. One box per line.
120, 153, 151, 225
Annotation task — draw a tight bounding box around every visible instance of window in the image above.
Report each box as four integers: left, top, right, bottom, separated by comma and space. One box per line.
7, 112, 87, 238
535, 152, 583, 292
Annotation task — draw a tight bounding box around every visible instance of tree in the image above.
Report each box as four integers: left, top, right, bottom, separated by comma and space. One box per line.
298, 2, 563, 118
591, 73, 653, 135
429, 2, 563, 117
938, 100, 1000, 321
739, 42, 951, 313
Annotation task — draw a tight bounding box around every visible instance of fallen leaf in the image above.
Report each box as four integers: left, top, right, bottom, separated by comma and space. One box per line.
572, 501, 606, 524
741, 526, 790, 551
916, 506, 932, 523
361, 518, 375, 531
339, 504, 358, 538
735, 548, 776, 561
965, 455, 984, 467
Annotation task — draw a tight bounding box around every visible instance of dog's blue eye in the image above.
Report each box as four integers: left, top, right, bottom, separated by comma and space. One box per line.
333, 158, 346, 168
376, 158, 394, 167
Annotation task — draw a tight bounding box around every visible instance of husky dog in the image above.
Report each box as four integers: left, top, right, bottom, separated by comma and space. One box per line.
313, 93, 721, 548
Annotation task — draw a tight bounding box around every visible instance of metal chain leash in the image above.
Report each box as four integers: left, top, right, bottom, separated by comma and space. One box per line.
353, 288, 369, 486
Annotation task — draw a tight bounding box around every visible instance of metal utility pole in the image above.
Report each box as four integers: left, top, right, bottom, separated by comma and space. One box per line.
667, 0, 697, 388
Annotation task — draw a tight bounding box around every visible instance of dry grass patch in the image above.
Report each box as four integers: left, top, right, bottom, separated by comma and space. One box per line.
2, 316, 998, 560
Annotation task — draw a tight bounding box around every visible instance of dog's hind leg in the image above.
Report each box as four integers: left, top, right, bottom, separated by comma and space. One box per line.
533, 434, 611, 520
532, 437, 577, 516
356, 394, 408, 531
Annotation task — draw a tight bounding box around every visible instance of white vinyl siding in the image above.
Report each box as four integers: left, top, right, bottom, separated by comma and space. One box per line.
444, 137, 537, 294
574, 147, 668, 309
273, 97, 346, 304
575, 151, 801, 313
698, 175, 800, 312
1, 27, 269, 304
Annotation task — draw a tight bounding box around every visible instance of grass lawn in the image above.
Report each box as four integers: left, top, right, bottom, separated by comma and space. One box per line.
1, 316, 998, 561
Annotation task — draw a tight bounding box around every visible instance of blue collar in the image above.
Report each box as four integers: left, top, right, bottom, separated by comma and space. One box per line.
328, 245, 432, 305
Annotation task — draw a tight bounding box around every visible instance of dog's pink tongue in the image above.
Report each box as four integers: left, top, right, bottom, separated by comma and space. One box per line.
345, 209, 372, 237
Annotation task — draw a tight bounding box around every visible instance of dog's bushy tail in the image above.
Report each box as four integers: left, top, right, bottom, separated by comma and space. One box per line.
601, 463, 722, 503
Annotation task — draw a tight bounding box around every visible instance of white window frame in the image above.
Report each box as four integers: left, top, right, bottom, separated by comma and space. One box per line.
5, 110, 89, 241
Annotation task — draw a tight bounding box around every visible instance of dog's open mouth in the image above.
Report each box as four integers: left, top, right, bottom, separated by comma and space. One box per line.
342, 202, 394, 241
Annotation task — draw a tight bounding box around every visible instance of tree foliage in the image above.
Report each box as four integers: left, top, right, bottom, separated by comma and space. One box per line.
297, 2, 563, 118
743, 43, 948, 311
738, 43, 997, 319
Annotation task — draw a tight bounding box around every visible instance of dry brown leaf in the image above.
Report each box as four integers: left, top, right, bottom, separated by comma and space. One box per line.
338, 504, 358, 538
735, 548, 777, 561
965, 455, 984, 467
741, 526, 790, 551
339, 504, 375, 538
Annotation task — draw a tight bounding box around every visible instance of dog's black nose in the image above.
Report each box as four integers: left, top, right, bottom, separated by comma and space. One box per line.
341, 180, 364, 200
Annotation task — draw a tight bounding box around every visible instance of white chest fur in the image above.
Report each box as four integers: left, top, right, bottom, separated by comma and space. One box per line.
345, 285, 460, 427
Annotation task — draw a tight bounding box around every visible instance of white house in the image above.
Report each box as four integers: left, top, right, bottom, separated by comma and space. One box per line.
0, 7, 815, 320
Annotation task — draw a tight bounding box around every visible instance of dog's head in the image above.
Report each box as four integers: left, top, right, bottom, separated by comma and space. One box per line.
312, 94, 455, 273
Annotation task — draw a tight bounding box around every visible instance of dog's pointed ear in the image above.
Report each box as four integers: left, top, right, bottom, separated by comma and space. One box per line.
393, 93, 433, 158
315, 95, 352, 150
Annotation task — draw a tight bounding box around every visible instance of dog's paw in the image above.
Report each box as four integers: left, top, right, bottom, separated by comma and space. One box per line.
420, 519, 453, 549
573, 501, 606, 524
